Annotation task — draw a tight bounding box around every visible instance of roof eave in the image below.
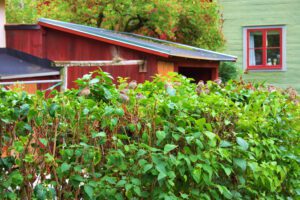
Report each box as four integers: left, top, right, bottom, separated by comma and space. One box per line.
170, 54, 237, 62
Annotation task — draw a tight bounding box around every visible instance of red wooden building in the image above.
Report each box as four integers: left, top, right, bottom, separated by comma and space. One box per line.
1, 18, 236, 93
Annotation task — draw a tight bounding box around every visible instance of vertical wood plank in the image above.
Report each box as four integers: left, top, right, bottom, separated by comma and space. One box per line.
157, 61, 174, 76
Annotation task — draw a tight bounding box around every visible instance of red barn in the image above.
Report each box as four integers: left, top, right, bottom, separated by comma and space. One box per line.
1, 18, 236, 93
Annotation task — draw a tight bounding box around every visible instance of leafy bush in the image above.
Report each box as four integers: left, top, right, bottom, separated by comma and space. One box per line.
219, 62, 239, 82
0, 71, 299, 199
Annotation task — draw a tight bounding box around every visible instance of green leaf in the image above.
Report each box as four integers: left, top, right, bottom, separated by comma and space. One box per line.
94, 151, 102, 165
131, 178, 141, 186
216, 185, 233, 199
157, 172, 167, 181
11, 171, 23, 185
89, 78, 99, 85
156, 131, 166, 143
92, 132, 106, 138
44, 153, 55, 163
181, 193, 189, 199
236, 137, 249, 151
71, 175, 85, 182
39, 138, 48, 146
202, 164, 213, 181
192, 168, 202, 184
115, 108, 124, 116
220, 140, 232, 148
13, 141, 24, 153
103, 87, 112, 99
61, 162, 71, 173
116, 180, 127, 187
143, 164, 153, 173
23, 154, 34, 163
133, 186, 142, 196
84, 185, 94, 199
204, 131, 216, 140
49, 103, 59, 117
222, 165, 232, 176
177, 127, 185, 134
34, 184, 47, 200
167, 87, 176, 96
164, 144, 178, 154
83, 108, 89, 115
224, 120, 231, 125
233, 158, 247, 171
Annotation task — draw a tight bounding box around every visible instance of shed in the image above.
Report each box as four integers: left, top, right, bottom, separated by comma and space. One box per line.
4, 18, 236, 92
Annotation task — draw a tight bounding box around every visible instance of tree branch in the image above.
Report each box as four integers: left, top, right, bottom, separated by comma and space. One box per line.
124, 15, 148, 32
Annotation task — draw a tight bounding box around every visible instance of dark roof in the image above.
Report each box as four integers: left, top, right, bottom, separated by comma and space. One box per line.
0, 49, 60, 80
38, 18, 237, 62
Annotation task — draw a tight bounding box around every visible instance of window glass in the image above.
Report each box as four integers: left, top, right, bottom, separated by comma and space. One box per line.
267, 49, 280, 66
249, 31, 263, 48
249, 49, 263, 66
267, 31, 280, 47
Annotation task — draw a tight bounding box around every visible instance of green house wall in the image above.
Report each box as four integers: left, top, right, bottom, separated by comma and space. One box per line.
219, 0, 300, 91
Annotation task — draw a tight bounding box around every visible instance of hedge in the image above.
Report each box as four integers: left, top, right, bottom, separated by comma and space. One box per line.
0, 71, 299, 199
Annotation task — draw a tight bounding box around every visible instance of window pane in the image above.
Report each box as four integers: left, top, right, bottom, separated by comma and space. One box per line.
249, 49, 263, 66
249, 31, 263, 48
267, 30, 280, 47
267, 49, 280, 66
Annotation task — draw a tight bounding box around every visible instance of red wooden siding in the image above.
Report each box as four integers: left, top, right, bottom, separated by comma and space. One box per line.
44, 28, 159, 88
6, 29, 43, 57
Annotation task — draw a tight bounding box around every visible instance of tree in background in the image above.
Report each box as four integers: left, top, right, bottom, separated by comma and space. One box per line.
6, 0, 225, 50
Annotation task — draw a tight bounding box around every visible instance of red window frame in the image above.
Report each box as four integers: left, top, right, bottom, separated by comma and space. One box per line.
247, 28, 283, 70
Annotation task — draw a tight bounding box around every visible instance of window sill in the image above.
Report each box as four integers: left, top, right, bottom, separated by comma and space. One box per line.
247, 65, 282, 70
245, 68, 286, 73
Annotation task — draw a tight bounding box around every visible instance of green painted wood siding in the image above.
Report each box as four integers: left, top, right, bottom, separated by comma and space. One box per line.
219, 0, 300, 91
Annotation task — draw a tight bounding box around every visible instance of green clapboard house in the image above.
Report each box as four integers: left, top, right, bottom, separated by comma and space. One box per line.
219, 0, 300, 91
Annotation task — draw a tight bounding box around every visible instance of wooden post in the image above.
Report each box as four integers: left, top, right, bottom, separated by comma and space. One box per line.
61, 67, 68, 91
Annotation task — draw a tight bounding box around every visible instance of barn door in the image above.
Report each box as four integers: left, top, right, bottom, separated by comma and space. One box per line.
157, 61, 174, 76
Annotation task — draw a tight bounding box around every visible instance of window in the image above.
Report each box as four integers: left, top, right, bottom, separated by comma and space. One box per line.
246, 27, 284, 70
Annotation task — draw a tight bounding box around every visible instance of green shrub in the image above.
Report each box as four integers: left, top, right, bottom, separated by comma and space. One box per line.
219, 62, 239, 82
0, 71, 299, 199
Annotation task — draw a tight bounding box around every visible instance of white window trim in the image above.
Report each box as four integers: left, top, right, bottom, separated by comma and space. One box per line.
243, 25, 287, 72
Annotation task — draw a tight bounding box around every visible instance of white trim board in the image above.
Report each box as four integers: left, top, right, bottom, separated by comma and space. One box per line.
0, 71, 60, 80
0, 79, 61, 85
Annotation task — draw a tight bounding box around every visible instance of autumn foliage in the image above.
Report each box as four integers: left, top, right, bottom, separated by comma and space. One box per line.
6, 0, 225, 50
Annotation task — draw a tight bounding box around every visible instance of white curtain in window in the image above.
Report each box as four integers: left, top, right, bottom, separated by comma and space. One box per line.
249, 34, 256, 65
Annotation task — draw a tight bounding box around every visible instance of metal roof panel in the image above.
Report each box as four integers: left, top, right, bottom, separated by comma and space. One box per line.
0, 52, 60, 79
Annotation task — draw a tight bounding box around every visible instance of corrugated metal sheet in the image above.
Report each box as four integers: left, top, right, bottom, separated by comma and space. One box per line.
39, 18, 237, 61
